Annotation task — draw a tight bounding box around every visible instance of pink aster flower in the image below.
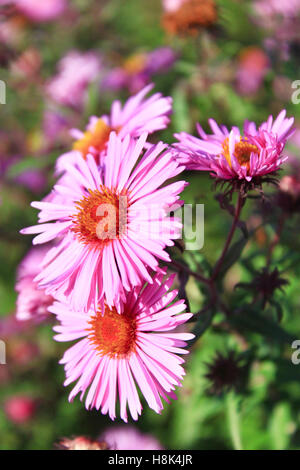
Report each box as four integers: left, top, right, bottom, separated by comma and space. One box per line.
174, 110, 294, 181
46, 51, 102, 109
21, 133, 186, 312
15, 246, 54, 322
50, 271, 194, 421
15, 0, 67, 22
56, 84, 172, 172
100, 426, 163, 450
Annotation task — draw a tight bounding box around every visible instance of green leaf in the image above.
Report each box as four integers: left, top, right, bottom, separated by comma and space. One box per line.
218, 235, 248, 279
269, 403, 293, 450
190, 309, 214, 344
229, 306, 296, 345
217, 0, 261, 43
85, 80, 101, 118
274, 358, 300, 384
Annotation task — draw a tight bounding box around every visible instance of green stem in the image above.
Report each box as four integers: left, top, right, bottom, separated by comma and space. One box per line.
211, 193, 244, 281
226, 391, 243, 451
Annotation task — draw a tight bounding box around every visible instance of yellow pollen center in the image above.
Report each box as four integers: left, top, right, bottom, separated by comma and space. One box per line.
88, 306, 137, 358
71, 187, 127, 248
73, 119, 112, 160
222, 137, 259, 169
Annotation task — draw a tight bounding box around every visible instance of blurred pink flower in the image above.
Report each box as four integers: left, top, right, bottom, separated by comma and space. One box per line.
236, 47, 269, 96
43, 110, 69, 142
15, 246, 54, 322
51, 270, 194, 422
46, 51, 102, 109
15, 0, 67, 22
0, 15, 25, 46
174, 110, 294, 181
9, 339, 39, 366
279, 175, 300, 200
42, 110, 72, 152
14, 169, 47, 194
147, 47, 177, 74
254, 0, 300, 19
4, 396, 36, 424
103, 48, 177, 93
21, 133, 186, 312
290, 127, 300, 149
275, 172, 300, 214
284, 127, 300, 170
100, 426, 163, 450
0, 314, 31, 338
0, 130, 47, 193
272, 75, 293, 102
0, 153, 46, 194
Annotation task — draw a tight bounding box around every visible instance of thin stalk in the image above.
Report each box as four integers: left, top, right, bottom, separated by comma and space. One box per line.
171, 259, 210, 285
226, 391, 243, 451
211, 193, 244, 281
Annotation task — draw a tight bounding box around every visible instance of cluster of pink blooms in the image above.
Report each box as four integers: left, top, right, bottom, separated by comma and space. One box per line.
20, 84, 194, 422
19, 74, 294, 422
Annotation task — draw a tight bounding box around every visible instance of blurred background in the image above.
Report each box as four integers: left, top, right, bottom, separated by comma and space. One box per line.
1, 0, 300, 450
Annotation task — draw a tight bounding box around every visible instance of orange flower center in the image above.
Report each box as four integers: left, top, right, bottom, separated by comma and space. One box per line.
88, 306, 137, 358
222, 137, 259, 169
71, 187, 127, 248
73, 119, 112, 160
